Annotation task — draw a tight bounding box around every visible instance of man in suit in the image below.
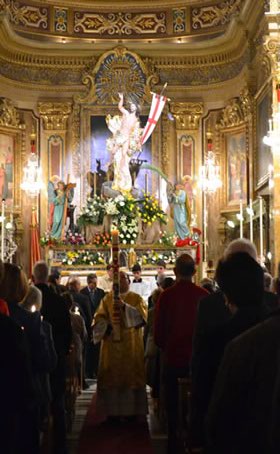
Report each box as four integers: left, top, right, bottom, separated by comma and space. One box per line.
80, 273, 105, 318
81, 274, 105, 378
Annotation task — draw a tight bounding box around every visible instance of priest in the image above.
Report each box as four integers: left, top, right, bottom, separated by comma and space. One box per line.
93, 271, 148, 420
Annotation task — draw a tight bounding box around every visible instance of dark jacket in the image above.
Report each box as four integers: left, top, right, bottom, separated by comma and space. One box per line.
191, 303, 268, 448
207, 310, 280, 454
36, 283, 72, 357
80, 286, 105, 317
68, 290, 92, 335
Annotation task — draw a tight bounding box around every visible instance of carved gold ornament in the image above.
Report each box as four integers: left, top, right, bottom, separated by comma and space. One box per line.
38, 102, 72, 130
74, 11, 166, 36
192, 0, 242, 30
170, 102, 203, 130
0, 97, 20, 128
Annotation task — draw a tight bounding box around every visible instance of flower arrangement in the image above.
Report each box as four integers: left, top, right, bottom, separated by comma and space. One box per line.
40, 231, 86, 247
61, 250, 106, 266
159, 231, 177, 247
140, 250, 176, 266
91, 232, 111, 247
78, 196, 105, 227
112, 216, 139, 245
139, 194, 167, 225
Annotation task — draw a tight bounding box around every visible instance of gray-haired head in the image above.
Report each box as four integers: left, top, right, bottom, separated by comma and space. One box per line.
224, 239, 257, 261
21, 285, 42, 312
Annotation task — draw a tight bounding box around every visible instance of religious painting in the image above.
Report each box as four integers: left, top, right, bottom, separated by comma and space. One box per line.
256, 87, 272, 187
47, 135, 64, 181
90, 115, 152, 192
179, 134, 194, 179
0, 132, 14, 207
226, 129, 247, 206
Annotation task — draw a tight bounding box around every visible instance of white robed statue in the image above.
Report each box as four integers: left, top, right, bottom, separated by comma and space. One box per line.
106, 93, 142, 194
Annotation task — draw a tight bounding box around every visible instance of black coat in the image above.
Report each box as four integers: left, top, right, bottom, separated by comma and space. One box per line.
80, 286, 105, 317
207, 310, 280, 454
68, 290, 92, 334
36, 283, 72, 357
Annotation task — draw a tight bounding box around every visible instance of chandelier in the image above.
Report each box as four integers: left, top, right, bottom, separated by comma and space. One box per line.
21, 130, 43, 197
198, 132, 222, 193
263, 84, 280, 148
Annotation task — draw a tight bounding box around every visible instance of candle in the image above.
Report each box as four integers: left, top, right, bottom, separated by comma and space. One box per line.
1, 199, 5, 262
94, 172, 97, 197
249, 199, 253, 242
259, 197, 264, 265
203, 191, 208, 276
111, 229, 121, 341
31, 305, 36, 313
158, 175, 161, 206
145, 173, 148, 194
239, 200, 243, 239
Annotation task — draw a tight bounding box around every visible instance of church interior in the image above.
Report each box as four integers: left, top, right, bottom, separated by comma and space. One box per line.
1, 0, 280, 453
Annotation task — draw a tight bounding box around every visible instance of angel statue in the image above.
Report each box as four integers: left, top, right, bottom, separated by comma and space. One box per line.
168, 181, 191, 240
106, 93, 142, 194
48, 178, 75, 239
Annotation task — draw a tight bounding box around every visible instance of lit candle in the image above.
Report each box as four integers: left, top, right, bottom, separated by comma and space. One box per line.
249, 199, 253, 242
239, 200, 243, 239
111, 229, 121, 342
1, 199, 5, 261
31, 305, 36, 313
259, 196, 264, 265
145, 173, 148, 194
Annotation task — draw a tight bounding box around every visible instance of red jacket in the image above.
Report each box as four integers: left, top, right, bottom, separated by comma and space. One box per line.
154, 280, 208, 368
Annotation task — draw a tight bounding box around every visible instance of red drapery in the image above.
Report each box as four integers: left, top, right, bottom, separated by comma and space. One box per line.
30, 208, 41, 275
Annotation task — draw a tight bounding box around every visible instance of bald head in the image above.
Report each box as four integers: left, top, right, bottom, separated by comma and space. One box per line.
174, 253, 195, 280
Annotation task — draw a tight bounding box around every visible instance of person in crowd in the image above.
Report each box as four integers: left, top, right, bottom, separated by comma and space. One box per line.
93, 271, 148, 421
21, 284, 57, 436
33, 261, 72, 454
80, 273, 105, 318
80, 273, 105, 378
154, 253, 208, 453
130, 263, 151, 304
206, 292, 280, 453
192, 238, 257, 379
200, 277, 216, 293
98, 264, 113, 293
161, 276, 175, 290
62, 292, 87, 390
145, 288, 162, 411
264, 272, 279, 313
0, 312, 34, 454
67, 276, 92, 333
66, 276, 92, 386
156, 259, 167, 284
48, 269, 67, 295
0, 263, 49, 454
192, 252, 268, 451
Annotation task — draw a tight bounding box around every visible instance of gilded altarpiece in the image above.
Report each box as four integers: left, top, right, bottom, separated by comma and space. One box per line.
71, 47, 164, 208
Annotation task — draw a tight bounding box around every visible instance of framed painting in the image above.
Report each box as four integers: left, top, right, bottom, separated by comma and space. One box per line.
0, 131, 14, 208
225, 128, 248, 207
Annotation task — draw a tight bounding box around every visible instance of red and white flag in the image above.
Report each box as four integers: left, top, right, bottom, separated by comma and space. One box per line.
141, 93, 167, 145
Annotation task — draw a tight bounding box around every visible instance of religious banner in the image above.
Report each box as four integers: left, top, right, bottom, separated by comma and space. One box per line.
141, 93, 167, 145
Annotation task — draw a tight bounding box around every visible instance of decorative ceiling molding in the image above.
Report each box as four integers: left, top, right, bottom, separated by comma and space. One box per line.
1, 0, 248, 40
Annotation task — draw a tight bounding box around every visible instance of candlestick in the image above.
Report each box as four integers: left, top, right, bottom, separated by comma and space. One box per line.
1, 199, 5, 262
94, 172, 97, 197
202, 191, 208, 277
259, 197, 264, 265
239, 200, 243, 239
145, 173, 148, 194
249, 199, 253, 242
111, 229, 121, 342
